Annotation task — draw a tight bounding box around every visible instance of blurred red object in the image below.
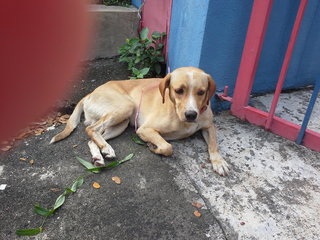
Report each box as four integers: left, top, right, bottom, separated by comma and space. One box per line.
0, 1, 91, 142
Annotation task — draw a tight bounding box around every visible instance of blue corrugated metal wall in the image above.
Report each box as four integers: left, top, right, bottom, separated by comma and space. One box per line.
167, 0, 210, 69
199, 0, 253, 95
169, 0, 320, 98
132, 0, 142, 8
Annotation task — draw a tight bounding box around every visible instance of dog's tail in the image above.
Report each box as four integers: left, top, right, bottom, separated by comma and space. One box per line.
50, 99, 84, 144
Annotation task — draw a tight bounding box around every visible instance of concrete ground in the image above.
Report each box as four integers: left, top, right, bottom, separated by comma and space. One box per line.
1, 58, 320, 240
251, 88, 320, 132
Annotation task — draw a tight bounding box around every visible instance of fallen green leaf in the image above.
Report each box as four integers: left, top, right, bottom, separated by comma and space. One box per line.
76, 156, 100, 173
34, 204, 54, 217
85, 161, 119, 172
131, 135, 146, 145
119, 153, 134, 163
85, 153, 134, 172
70, 176, 84, 192
64, 187, 75, 194
53, 194, 65, 210
16, 153, 135, 236
16, 227, 42, 236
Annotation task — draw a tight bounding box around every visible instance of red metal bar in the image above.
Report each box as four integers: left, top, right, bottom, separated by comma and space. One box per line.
231, 0, 273, 119
222, 0, 320, 152
219, 90, 320, 151
244, 106, 320, 152
218, 86, 233, 102
223, 86, 229, 97
265, 0, 308, 129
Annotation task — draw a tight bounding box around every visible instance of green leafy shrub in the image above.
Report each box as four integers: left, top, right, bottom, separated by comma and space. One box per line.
118, 28, 166, 79
103, 0, 131, 7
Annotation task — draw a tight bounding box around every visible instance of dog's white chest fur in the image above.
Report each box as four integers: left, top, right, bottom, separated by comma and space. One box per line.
162, 122, 201, 140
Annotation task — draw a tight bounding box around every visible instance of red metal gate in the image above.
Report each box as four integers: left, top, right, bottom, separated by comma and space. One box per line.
219, 0, 320, 152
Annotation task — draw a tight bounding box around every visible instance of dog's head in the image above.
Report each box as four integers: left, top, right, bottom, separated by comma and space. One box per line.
159, 67, 216, 122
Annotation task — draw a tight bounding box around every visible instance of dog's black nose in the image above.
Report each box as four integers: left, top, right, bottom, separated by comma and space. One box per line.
185, 111, 198, 121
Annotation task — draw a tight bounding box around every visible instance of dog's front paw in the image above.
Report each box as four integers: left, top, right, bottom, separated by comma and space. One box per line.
101, 144, 116, 159
210, 152, 229, 176
148, 142, 173, 156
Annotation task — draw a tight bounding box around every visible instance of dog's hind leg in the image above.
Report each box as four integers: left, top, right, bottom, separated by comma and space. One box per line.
88, 140, 105, 166
101, 119, 130, 140
85, 108, 133, 166
87, 120, 130, 166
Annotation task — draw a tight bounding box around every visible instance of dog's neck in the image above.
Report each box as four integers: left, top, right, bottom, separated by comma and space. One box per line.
200, 106, 207, 114
135, 81, 161, 131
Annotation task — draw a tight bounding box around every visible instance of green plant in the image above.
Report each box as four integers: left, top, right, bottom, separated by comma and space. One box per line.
131, 134, 146, 145
131, 67, 150, 79
103, 0, 131, 7
16, 154, 134, 236
119, 28, 166, 79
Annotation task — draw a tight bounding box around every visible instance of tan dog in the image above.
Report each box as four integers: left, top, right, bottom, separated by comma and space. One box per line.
50, 67, 229, 176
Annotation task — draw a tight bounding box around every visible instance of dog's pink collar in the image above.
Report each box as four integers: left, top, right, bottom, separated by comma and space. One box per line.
200, 106, 207, 114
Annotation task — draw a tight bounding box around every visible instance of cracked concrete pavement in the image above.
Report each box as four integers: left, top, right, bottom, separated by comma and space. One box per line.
1, 58, 320, 239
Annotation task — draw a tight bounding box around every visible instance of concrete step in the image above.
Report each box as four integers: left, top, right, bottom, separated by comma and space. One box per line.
88, 4, 139, 59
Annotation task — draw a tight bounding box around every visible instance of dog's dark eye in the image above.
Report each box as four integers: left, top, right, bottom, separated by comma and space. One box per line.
175, 88, 184, 95
198, 90, 205, 96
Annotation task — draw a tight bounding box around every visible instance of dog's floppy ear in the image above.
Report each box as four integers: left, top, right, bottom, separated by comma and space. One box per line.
206, 74, 216, 105
159, 73, 171, 104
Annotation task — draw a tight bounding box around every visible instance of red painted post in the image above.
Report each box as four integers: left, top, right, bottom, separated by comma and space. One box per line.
231, 0, 273, 120
223, 86, 229, 97
265, 0, 308, 129
218, 86, 233, 102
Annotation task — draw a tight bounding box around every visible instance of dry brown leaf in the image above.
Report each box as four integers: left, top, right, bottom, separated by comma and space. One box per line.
1, 111, 70, 144
32, 121, 47, 126
57, 114, 70, 124
50, 188, 61, 192
60, 114, 70, 119
16, 132, 29, 140
192, 201, 204, 209
47, 118, 54, 126
58, 119, 68, 124
29, 160, 35, 165
1, 146, 12, 152
193, 210, 201, 217
34, 129, 45, 136
93, 182, 101, 189
112, 176, 122, 185
19, 157, 27, 161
